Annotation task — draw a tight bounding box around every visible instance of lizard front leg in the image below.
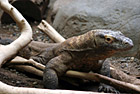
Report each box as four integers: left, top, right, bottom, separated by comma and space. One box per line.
43, 52, 72, 89
98, 59, 119, 93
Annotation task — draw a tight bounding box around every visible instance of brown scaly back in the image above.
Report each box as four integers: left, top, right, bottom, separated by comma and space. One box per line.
56, 29, 133, 53
59, 30, 97, 51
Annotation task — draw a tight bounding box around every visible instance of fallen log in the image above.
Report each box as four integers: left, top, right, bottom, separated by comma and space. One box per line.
9, 56, 45, 70
9, 64, 43, 77
1, 0, 49, 24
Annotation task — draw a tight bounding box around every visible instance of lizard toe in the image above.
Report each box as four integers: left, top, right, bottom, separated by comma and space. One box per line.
98, 83, 120, 94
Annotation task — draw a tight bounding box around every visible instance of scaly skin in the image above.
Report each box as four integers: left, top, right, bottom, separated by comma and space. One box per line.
32, 29, 133, 93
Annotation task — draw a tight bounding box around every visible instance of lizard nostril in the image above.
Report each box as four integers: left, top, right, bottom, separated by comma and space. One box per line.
124, 42, 129, 45
123, 40, 134, 49
106, 38, 111, 41
123, 38, 132, 45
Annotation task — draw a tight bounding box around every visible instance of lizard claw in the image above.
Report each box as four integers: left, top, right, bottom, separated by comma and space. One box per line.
98, 83, 120, 94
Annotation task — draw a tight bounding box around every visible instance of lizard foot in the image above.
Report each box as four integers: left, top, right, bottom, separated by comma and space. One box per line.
43, 68, 58, 89
98, 83, 120, 94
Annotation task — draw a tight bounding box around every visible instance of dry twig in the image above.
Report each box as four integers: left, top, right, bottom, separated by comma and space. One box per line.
0, 81, 101, 94
0, 0, 32, 67
38, 20, 65, 42
10, 56, 45, 70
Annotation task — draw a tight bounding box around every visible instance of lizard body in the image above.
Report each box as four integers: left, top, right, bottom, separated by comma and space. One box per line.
32, 29, 133, 93
0, 30, 133, 93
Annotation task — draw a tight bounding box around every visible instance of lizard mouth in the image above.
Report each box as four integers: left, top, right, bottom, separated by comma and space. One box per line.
121, 46, 133, 51
117, 42, 133, 51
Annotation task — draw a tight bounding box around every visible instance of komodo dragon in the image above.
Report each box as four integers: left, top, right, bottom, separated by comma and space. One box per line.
31, 29, 133, 93
0, 29, 133, 93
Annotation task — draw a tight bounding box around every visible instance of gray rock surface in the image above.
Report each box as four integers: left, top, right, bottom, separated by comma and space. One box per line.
52, 0, 140, 58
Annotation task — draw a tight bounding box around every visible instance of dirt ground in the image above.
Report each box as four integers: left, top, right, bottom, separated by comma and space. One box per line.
0, 23, 43, 87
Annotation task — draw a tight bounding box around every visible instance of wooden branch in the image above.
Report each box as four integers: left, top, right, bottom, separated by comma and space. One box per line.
110, 65, 140, 85
38, 20, 65, 43
0, 0, 32, 67
9, 65, 43, 77
9, 56, 45, 70
0, 81, 102, 94
66, 71, 140, 93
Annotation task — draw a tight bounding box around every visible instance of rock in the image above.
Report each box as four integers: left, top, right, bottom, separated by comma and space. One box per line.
33, 81, 38, 85
52, 0, 74, 16
46, 0, 72, 24
52, 0, 140, 58
48, 0, 57, 11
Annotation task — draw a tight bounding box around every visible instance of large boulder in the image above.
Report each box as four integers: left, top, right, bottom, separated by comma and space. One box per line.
52, 0, 140, 58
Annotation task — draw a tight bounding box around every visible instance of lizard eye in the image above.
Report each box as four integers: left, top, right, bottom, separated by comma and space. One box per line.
105, 35, 114, 43
106, 38, 111, 41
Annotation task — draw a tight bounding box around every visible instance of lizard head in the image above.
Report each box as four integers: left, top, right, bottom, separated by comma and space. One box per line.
93, 29, 133, 52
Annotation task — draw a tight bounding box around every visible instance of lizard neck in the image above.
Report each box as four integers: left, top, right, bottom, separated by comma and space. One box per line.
65, 31, 96, 49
